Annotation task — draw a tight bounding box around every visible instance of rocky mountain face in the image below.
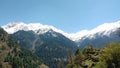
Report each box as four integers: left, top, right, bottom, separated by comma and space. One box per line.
11, 29, 78, 68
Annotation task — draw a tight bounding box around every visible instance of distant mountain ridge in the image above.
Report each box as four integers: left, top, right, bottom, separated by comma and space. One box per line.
75, 21, 120, 41
1, 22, 71, 39
2, 21, 120, 42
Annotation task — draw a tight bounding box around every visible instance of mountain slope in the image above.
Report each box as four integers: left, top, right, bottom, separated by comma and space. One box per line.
76, 21, 120, 48
74, 21, 120, 41
0, 27, 44, 68
10, 29, 78, 68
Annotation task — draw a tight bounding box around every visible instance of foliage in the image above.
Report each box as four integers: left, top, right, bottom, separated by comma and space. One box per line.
95, 42, 120, 68
0, 28, 43, 68
4, 47, 43, 68
67, 43, 120, 68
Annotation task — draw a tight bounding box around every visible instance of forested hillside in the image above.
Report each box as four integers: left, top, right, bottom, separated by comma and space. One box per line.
0, 28, 44, 68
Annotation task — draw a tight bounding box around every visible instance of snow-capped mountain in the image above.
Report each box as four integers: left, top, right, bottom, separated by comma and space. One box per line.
1, 21, 120, 43
75, 21, 120, 48
2, 22, 65, 34
2, 22, 72, 38
1, 23, 78, 68
70, 21, 120, 41
7, 23, 78, 68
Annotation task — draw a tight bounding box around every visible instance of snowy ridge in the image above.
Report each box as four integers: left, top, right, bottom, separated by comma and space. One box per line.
2, 22, 54, 34
2, 22, 70, 38
2, 21, 120, 41
69, 21, 120, 41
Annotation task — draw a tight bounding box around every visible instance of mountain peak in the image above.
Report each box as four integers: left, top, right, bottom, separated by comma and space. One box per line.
69, 21, 120, 41
2, 22, 71, 40
91, 21, 120, 33
2, 22, 55, 34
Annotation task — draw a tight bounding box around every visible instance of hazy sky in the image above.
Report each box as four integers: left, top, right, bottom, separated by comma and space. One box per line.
0, 0, 120, 33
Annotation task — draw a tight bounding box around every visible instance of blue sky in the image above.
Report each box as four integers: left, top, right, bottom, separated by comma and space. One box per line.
0, 0, 120, 33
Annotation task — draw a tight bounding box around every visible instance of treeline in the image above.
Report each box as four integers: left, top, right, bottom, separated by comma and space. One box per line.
66, 42, 120, 68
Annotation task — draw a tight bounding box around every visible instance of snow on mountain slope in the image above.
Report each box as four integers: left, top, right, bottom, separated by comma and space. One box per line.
69, 21, 120, 41
2, 22, 56, 34
2, 21, 120, 41
2, 22, 70, 38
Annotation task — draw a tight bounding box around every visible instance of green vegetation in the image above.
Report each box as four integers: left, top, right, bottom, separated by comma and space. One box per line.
0, 28, 43, 68
4, 48, 42, 68
66, 43, 120, 68
96, 43, 120, 68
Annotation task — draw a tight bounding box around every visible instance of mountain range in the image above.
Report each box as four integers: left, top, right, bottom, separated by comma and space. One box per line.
1, 21, 120, 68
2, 21, 120, 46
